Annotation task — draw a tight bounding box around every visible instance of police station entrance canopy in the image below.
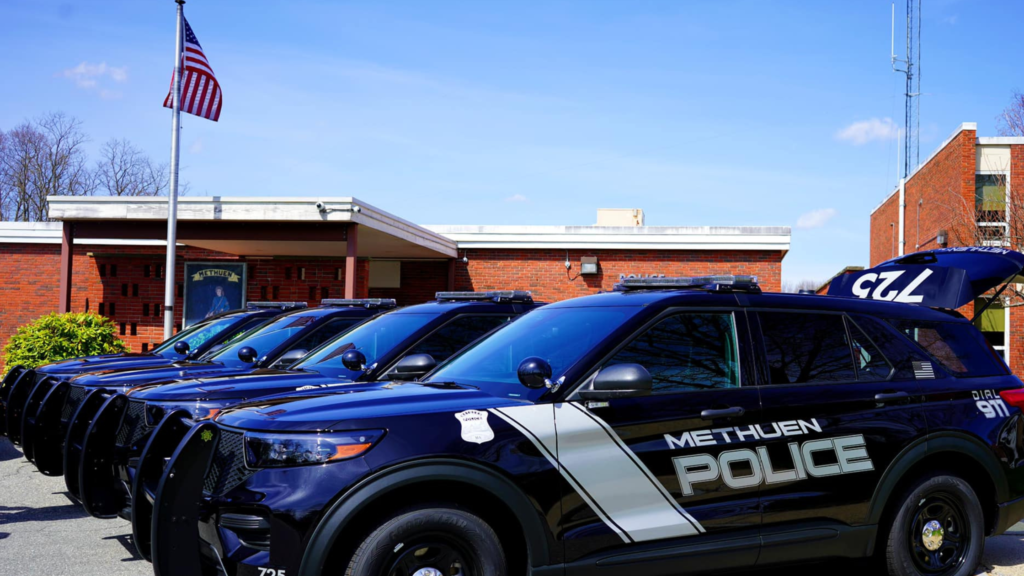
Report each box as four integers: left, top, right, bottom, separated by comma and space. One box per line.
46, 196, 458, 311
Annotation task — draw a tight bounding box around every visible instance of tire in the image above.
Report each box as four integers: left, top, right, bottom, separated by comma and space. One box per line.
345, 506, 506, 576
884, 474, 985, 576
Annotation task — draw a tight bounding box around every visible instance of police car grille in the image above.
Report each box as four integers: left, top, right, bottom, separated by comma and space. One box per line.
116, 400, 149, 447
203, 430, 253, 496
61, 386, 87, 421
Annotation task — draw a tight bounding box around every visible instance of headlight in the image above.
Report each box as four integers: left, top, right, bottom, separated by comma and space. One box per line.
244, 430, 384, 468
145, 401, 224, 425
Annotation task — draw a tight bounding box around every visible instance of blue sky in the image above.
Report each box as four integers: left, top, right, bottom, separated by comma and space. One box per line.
3, 0, 1021, 283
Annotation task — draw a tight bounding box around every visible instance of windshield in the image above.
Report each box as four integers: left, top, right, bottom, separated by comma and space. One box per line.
295, 312, 437, 378
209, 311, 323, 367
153, 315, 243, 357
426, 306, 642, 396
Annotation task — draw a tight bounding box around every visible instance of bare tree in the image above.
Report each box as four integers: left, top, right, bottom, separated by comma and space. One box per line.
95, 138, 169, 196
0, 112, 93, 221
997, 90, 1024, 137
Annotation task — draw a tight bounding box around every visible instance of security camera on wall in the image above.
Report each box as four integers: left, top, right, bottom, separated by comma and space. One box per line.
315, 201, 326, 213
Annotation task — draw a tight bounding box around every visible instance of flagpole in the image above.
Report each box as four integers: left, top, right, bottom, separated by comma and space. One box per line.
163, 0, 185, 340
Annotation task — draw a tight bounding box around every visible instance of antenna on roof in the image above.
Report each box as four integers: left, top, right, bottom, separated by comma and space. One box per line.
892, 0, 921, 179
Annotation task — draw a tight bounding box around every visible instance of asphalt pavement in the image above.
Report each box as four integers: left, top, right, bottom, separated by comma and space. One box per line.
1, 435, 1022, 576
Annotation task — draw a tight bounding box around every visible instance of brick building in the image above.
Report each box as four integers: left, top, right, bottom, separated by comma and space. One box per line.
869, 122, 1024, 372
0, 197, 789, 367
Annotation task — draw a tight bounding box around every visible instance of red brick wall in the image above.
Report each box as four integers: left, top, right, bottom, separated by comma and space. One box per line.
869, 128, 977, 266
452, 249, 784, 301
0, 243, 784, 369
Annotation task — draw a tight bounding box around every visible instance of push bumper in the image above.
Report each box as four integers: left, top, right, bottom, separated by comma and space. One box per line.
131, 409, 195, 562
19, 375, 59, 459
0, 365, 28, 431
63, 389, 112, 499
81, 395, 157, 519
3, 369, 39, 444
32, 380, 71, 475
994, 495, 1024, 535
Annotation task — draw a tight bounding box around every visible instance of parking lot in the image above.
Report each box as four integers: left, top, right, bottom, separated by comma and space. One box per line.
0, 436, 1020, 576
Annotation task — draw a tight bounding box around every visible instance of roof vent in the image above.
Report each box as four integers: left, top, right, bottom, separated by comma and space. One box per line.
596, 208, 644, 227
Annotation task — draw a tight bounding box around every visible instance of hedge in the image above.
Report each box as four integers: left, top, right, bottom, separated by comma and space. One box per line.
2, 312, 129, 375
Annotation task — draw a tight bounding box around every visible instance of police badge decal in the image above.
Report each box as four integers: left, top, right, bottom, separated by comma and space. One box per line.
455, 410, 495, 444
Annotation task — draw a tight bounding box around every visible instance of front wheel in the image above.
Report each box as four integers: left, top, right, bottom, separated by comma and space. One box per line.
345, 506, 506, 576
884, 474, 985, 576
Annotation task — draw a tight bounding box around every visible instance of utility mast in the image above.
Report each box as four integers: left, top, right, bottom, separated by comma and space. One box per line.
892, 0, 921, 179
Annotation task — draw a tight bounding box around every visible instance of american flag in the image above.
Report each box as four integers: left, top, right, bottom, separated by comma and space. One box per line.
163, 17, 222, 122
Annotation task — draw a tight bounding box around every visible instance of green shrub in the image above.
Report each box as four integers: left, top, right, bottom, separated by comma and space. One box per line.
2, 312, 129, 375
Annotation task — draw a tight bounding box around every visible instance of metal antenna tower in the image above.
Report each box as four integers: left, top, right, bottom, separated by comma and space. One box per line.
892, 0, 921, 178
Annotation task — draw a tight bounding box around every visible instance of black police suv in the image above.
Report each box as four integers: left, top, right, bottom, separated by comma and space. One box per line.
145, 248, 1024, 576
87, 291, 538, 523
0, 302, 298, 445
49, 299, 392, 496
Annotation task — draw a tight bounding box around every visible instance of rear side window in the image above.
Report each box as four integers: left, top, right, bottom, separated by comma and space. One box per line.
605, 312, 739, 394
759, 312, 857, 384
888, 319, 1007, 377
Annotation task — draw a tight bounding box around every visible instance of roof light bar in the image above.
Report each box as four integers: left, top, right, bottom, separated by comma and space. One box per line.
320, 298, 398, 309
614, 275, 760, 293
246, 301, 308, 310
435, 290, 534, 304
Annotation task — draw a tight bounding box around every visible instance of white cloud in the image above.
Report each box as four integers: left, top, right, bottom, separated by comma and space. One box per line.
505, 194, 528, 202
835, 117, 898, 145
189, 139, 204, 154
58, 62, 128, 98
796, 208, 837, 230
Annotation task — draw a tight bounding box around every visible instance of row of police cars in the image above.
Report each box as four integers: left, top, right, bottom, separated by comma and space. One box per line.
2, 247, 1024, 576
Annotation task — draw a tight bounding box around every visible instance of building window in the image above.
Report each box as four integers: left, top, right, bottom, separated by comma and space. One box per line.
132, 284, 139, 297
109, 302, 116, 316
110, 264, 117, 277
143, 303, 150, 316
260, 286, 268, 300
99, 264, 107, 277
273, 286, 280, 299
144, 265, 151, 278
976, 173, 1008, 245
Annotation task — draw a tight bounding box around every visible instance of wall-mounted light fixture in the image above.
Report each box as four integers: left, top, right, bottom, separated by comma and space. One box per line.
461, 251, 469, 264
936, 229, 948, 247
580, 256, 599, 275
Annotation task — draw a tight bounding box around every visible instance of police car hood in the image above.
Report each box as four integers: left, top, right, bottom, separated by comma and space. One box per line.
215, 382, 523, 432
128, 370, 339, 402
69, 360, 236, 388
828, 247, 1024, 309
37, 353, 176, 376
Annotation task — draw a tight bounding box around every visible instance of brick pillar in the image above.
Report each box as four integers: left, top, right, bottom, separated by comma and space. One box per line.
344, 224, 358, 299
58, 221, 74, 313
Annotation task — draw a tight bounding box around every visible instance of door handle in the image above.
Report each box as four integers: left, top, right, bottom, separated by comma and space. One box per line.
874, 391, 910, 403
701, 407, 745, 420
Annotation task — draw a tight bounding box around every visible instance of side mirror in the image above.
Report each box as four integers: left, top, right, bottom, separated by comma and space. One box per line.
517, 357, 553, 389
342, 349, 368, 372
579, 364, 653, 400
237, 346, 258, 364
272, 348, 308, 369
173, 341, 190, 355
390, 354, 437, 381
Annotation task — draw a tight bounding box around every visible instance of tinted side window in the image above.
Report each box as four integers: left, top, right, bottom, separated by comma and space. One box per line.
288, 319, 359, 355
605, 312, 739, 394
409, 315, 512, 362
760, 312, 857, 384
850, 315, 930, 380
847, 319, 893, 381
888, 319, 1007, 377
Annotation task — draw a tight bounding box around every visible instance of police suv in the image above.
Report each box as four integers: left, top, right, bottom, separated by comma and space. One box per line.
79, 291, 539, 522
150, 248, 1024, 576
0, 302, 296, 442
